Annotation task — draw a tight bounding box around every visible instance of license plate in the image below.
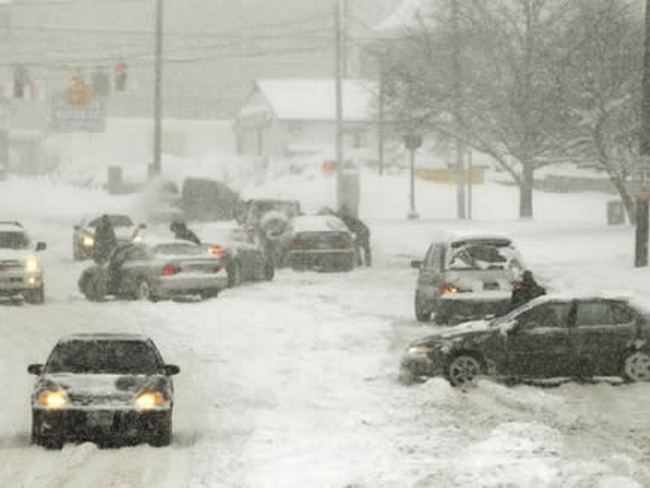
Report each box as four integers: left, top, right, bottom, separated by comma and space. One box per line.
88, 411, 114, 427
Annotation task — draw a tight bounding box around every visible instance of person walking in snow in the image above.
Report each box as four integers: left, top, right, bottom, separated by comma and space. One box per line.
510, 270, 546, 310
170, 220, 201, 245
93, 214, 118, 264
337, 205, 371, 267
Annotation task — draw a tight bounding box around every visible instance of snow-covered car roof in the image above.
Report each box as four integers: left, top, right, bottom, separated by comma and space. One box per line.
291, 215, 350, 234
433, 229, 513, 245
0, 221, 24, 232
58, 333, 151, 343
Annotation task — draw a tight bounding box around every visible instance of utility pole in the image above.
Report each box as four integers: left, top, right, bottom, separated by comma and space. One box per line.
152, 0, 164, 176
334, 0, 345, 211
450, 0, 466, 219
467, 150, 473, 220
636, 0, 650, 267
377, 53, 385, 176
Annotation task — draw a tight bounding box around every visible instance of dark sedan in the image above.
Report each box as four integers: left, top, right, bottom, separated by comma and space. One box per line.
400, 295, 650, 386
28, 333, 180, 449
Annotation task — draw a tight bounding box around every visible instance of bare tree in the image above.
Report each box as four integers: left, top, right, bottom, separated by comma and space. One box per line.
382, 0, 577, 218
563, 0, 644, 223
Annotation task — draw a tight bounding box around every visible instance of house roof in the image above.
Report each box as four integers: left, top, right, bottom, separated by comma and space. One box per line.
241, 78, 378, 122
374, 0, 438, 37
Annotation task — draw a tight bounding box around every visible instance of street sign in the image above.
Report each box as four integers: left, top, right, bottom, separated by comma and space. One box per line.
50, 92, 106, 133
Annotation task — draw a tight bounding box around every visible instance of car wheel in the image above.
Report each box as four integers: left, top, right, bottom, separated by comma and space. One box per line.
135, 279, 153, 301
228, 262, 242, 287
24, 286, 45, 305
414, 293, 432, 322
84, 275, 107, 302
622, 351, 650, 382
445, 354, 484, 387
149, 416, 172, 447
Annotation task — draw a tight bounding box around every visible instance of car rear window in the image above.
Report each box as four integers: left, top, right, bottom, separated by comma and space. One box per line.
45, 340, 162, 375
89, 215, 133, 227
0, 231, 30, 250
448, 240, 519, 271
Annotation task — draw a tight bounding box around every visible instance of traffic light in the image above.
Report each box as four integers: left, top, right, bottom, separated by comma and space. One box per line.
114, 62, 127, 91
91, 68, 110, 98
13, 65, 29, 99
66, 73, 92, 107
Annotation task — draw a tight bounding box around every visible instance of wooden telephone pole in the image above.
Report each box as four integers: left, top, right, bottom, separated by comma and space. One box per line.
636, 0, 650, 266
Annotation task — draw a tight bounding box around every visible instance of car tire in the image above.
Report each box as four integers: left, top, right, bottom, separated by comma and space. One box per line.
149, 416, 172, 447
444, 353, 484, 387
24, 285, 45, 305
414, 293, 432, 322
83, 275, 107, 302
135, 278, 154, 301
622, 351, 650, 382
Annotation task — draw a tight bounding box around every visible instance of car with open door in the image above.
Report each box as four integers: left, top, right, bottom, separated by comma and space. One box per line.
73, 213, 143, 260
399, 294, 650, 386
411, 230, 524, 324
78, 239, 228, 301
28, 333, 180, 448
0, 221, 47, 304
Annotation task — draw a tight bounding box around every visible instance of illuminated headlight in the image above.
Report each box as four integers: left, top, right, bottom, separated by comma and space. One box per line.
407, 344, 436, 356
134, 391, 167, 410
25, 256, 40, 273
83, 235, 95, 247
36, 389, 69, 410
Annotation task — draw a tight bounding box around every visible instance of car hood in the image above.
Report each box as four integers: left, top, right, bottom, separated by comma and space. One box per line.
415, 319, 497, 345
35, 373, 171, 408
0, 249, 31, 262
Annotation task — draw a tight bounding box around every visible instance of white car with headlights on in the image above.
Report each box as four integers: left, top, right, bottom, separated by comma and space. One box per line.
28, 333, 180, 449
0, 221, 46, 304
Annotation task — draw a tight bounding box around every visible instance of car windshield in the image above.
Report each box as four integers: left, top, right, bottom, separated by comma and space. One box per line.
45, 340, 161, 375
89, 215, 133, 227
252, 201, 298, 219
0, 231, 30, 250
154, 243, 203, 255
448, 240, 518, 271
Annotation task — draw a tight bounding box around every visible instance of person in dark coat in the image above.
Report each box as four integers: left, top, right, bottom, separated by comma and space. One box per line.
170, 220, 201, 245
337, 205, 372, 267
93, 214, 118, 264
510, 270, 546, 310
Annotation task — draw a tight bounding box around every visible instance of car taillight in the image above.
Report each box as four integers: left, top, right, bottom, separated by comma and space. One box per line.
439, 283, 459, 295
209, 246, 226, 257
161, 264, 180, 276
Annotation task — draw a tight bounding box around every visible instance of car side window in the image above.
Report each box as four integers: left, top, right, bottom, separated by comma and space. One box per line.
611, 303, 636, 325
125, 246, 148, 261
517, 303, 570, 331
575, 302, 614, 326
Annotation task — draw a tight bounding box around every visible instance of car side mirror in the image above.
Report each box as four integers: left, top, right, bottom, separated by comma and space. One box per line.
27, 364, 43, 375
35, 242, 47, 252
410, 260, 422, 269
164, 364, 180, 376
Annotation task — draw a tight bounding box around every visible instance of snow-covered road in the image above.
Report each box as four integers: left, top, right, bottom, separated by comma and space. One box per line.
2, 212, 650, 487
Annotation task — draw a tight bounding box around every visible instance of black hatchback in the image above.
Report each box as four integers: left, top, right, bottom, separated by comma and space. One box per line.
400, 295, 650, 386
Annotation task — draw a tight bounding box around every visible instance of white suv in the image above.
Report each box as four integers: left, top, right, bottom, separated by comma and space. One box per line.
0, 222, 47, 304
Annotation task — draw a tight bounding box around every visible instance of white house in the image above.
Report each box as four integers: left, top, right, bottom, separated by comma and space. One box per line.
234, 78, 379, 159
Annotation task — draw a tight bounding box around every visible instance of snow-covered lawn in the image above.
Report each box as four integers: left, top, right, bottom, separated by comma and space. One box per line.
1, 174, 650, 487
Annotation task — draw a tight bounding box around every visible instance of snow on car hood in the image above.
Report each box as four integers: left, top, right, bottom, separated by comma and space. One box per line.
0, 248, 31, 262
415, 319, 496, 345
36, 373, 170, 408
